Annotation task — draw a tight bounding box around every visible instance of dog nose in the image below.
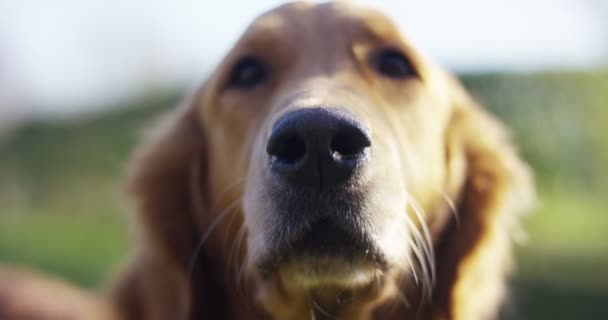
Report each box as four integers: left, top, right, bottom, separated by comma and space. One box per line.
266, 108, 371, 188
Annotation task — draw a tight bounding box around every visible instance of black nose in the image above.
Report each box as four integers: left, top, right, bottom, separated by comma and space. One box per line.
266, 108, 371, 188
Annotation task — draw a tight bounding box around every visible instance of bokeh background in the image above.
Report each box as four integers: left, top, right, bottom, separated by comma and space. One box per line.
0, 1, 606, 319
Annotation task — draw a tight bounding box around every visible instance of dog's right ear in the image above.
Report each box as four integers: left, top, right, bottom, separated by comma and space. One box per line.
431, 74, 535, 320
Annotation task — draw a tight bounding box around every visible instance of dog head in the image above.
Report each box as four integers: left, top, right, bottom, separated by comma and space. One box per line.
127, 2, 533, 319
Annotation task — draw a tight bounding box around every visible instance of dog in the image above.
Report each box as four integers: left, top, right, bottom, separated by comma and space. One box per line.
0, 2, 534, 319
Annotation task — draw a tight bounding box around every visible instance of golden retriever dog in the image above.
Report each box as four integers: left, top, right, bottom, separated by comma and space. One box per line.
0, 1, 534, 319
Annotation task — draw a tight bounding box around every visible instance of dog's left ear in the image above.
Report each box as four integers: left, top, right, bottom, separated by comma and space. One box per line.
125, 93, 208, 266
109, 89, 232, 320
432, 75, 535, 319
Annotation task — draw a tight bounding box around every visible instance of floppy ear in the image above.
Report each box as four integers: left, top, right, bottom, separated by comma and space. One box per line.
109, 91, 232, 319
432, 77, 535, 320
126, 94, 206, 265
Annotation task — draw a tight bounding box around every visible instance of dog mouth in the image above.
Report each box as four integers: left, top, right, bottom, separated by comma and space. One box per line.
257, 218, 388, 287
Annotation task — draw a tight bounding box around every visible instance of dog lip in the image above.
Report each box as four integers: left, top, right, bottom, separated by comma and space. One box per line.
259, 165, 378, 278
257, 219, 387, 279
290, 219, 367, 255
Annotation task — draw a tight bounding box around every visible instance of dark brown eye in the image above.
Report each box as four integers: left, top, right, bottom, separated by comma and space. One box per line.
374, 49, 416, 78
227, 56, 268, 88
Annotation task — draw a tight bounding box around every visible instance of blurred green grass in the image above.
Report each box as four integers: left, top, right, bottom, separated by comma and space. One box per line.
0, 72, 607, 319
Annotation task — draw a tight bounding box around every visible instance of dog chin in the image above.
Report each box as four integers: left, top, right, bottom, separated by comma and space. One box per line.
277, 256, 384, 289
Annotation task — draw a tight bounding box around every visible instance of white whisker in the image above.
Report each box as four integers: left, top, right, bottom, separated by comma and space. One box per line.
228, 224, 245, 273
211, 178, 246, 211
311, 298, 337, 320
406, 194, 436, 284
439, 190, 459, 226
231, 224, 248, 289
188, 198, 242, 275
404, 216, 433, 301
404, 235, 421, 285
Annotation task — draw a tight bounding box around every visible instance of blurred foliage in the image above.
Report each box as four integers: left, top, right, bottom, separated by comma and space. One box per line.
462, 71, 608, 193
0, 93, 176, 287
0, 71, 606, 318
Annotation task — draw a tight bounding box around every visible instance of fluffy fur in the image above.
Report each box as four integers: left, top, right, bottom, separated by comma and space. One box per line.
0, 2, 533, 319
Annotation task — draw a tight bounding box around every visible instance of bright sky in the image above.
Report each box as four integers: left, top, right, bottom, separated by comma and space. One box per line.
0, 0, 606, 120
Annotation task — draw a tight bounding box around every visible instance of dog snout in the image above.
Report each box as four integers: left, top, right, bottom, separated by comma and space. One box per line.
266, 107, 371, 188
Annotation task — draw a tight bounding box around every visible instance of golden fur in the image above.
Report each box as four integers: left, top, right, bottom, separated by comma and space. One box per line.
0, 2, 533, 319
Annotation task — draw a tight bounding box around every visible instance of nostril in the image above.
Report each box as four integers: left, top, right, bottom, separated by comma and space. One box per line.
269, 134, 307, 164
279, 135, 307, 163
331, 128, 371, 159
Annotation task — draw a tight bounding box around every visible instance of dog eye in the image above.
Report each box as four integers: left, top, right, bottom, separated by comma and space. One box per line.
227, 56, 268, 88
374, 49, 416, 79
